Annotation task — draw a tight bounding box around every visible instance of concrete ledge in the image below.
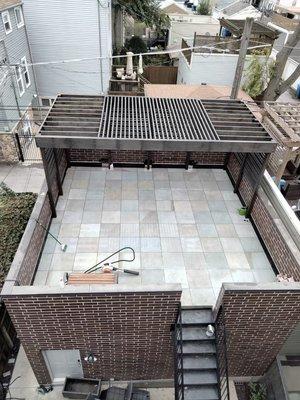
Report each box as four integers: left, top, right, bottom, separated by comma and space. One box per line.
4, 284, 182, 297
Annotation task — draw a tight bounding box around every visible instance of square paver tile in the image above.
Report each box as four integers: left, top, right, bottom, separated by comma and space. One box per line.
141, 269, 165, 285
158, 211, 177, 224
201, 238, 223, 253
121, 200, 139, 211
183, 253, 207, 269
82, 211, 101, 224
38, 253, 53, 270
120, 237, 140, 250
231, 269, 255, 283
68, 189, 87, 200
245, 252, 271, 269
211, 211, 232, 224
216, 224, 237, 238
103, 200, 121, 211
234, 223, 256, 237
186, 269, 212, 288
225, 252, 250, 269
141, 253, 163, 269
155, 189, 172, 201
204, 253, 229, 269
139, 200, 156, 211
51, 253, 75, 271
253, 269, 276, 283
77, 237, 99, 253
100, 223, 120, 237
197, 224, 218, 238
62, 211, 83, 224
181, 237, 203, 253
79, 224, 101, 238
162, 253, 185, 268
120, 224, 140, 237
84, 199, 102, 212
178, 224, 199, 237
172, 189, 189, 200
98, 237, 120, 253
141, 237, 161, 252
74, 253, 98, 270
188, 190, 206, 201
240, 237, 264, 252
120, 211, 139, 223
193, 211, 213, 224
156, 200, 174, 211
161, 238, 182, 252
139, 211, 158, 224
54, 238, 78, 253
220, 237, 243, 252
140, 224, 160, 237
159, 224, 179, 237
66, 199, 85, 212
60, 223, 81, 238
101, 211, 121, 223
165, 269, 188, 288
176, 212, 195, 224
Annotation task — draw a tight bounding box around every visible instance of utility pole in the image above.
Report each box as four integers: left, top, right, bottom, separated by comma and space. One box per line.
230, 17, 253, 99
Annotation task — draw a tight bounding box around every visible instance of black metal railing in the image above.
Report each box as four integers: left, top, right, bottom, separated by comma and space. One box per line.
174, 303, 184, 400
15, 132, 42, 162
215, 306, 230, 400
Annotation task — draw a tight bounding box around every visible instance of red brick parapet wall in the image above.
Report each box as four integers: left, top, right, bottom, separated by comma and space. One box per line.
3, 290, 181, 384
68, 149, 226, 165
227, 153, 300, 280
218, 287, 300, 377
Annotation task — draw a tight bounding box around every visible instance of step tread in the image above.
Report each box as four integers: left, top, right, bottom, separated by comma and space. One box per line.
182, 327, 215, 341
183, 370, 218, 386
184, 386, 219, 400
181, 309, 213, 325
182, 341, 216, 354
183, 355, 217, 370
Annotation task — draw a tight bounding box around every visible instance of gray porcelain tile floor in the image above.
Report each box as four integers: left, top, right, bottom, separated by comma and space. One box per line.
34, 167, 276, 305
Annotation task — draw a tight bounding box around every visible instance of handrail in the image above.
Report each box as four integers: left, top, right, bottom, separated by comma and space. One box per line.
174, 303, 184, 400
261, 171, 300, 251
215, 306, 230, 400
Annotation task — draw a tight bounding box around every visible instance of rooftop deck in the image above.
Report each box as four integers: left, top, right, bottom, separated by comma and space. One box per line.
33, 166, 276, 305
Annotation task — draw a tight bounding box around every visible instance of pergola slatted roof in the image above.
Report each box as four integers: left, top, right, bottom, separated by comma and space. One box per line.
36, 94, 276, 153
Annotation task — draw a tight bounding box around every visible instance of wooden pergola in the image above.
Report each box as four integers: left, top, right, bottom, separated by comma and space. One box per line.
263, 102, 300, 182
36, 94, 276, 154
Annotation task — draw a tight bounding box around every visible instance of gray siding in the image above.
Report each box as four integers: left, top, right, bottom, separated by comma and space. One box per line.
0, 5, 37, 131
22, 0, 112, 97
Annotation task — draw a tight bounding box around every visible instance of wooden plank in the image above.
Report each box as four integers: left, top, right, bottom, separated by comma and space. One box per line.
67, 273, 118, 285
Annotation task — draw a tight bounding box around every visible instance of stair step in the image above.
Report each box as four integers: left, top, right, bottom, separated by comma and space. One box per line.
184, 386, 219, 400
182, 326, 215, 341
181, 308, 213, 325
182, 341, 216, 355
183, 355, 217, 370
183, 370, 218, 386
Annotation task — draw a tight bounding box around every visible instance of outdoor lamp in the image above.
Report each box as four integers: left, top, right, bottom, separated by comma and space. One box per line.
84, 352, 97, 364
206, 324, 215, 337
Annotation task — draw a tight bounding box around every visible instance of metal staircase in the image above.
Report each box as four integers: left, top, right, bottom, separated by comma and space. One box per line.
174, 306, 229, 400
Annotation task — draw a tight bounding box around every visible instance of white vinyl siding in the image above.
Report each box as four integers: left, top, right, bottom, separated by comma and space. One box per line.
22, 0, 112, 96
2, 11, 12, 34
21, 56, 30, 87
14, 7, 24, 28
15, 65, 24, 96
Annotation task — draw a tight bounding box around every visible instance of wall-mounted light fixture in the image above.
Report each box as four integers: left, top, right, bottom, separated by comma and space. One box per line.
206, 324, 215, 338
84, 352, 97, 364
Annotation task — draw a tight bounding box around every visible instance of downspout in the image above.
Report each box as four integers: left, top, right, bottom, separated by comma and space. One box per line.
22, 4, 40, 101
97, 0, 104, 94
2, 41, 21, 118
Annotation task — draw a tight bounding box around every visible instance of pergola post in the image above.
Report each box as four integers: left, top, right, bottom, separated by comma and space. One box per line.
41, 149, 57, 218
275, 148, 292, 185
53, 149, 63, 196
234, 153, 248, 193
246, 154, 270, 217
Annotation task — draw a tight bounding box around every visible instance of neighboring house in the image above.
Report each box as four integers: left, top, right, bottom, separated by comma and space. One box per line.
167, 14, 220, 50
213, 0, 261, 18
177, 19, 278, 86
22, 0, 112, 99
0, 0, 38, 161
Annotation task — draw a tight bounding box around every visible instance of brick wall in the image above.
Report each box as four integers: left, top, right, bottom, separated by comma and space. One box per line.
3, 290, 181, 384
227, 154, 300, 280
218, 289, 300, 377
69, 149, 226, 166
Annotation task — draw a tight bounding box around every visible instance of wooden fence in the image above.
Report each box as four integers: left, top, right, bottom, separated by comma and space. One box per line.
143, 66, 178, 84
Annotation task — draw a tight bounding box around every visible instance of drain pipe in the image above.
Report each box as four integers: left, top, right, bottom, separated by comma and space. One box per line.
97, 0, 105, 94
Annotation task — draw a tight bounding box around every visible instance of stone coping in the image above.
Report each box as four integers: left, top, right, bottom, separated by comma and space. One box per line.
2, 283, 182, 296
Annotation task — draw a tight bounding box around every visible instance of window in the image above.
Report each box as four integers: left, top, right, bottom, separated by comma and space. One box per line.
2, 11, 12, 34
15, 65, 24, 96
21, 56, 30, 87
14, 6, 24, 28
41, 98, 54, 107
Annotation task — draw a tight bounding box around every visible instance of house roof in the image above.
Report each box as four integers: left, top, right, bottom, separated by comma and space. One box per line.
0, 0, 21, 11
220, 18, 280, 40
35, 94, 276, 154
229, 5, 262, 20
218, 0, 250, 16
160, 0, 189, 14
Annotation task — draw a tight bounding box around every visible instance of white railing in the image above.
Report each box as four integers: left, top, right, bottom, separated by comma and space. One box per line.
261, 171, 300, 251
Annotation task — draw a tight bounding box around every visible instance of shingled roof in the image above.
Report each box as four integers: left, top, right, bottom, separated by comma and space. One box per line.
0, 0, 22, 12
